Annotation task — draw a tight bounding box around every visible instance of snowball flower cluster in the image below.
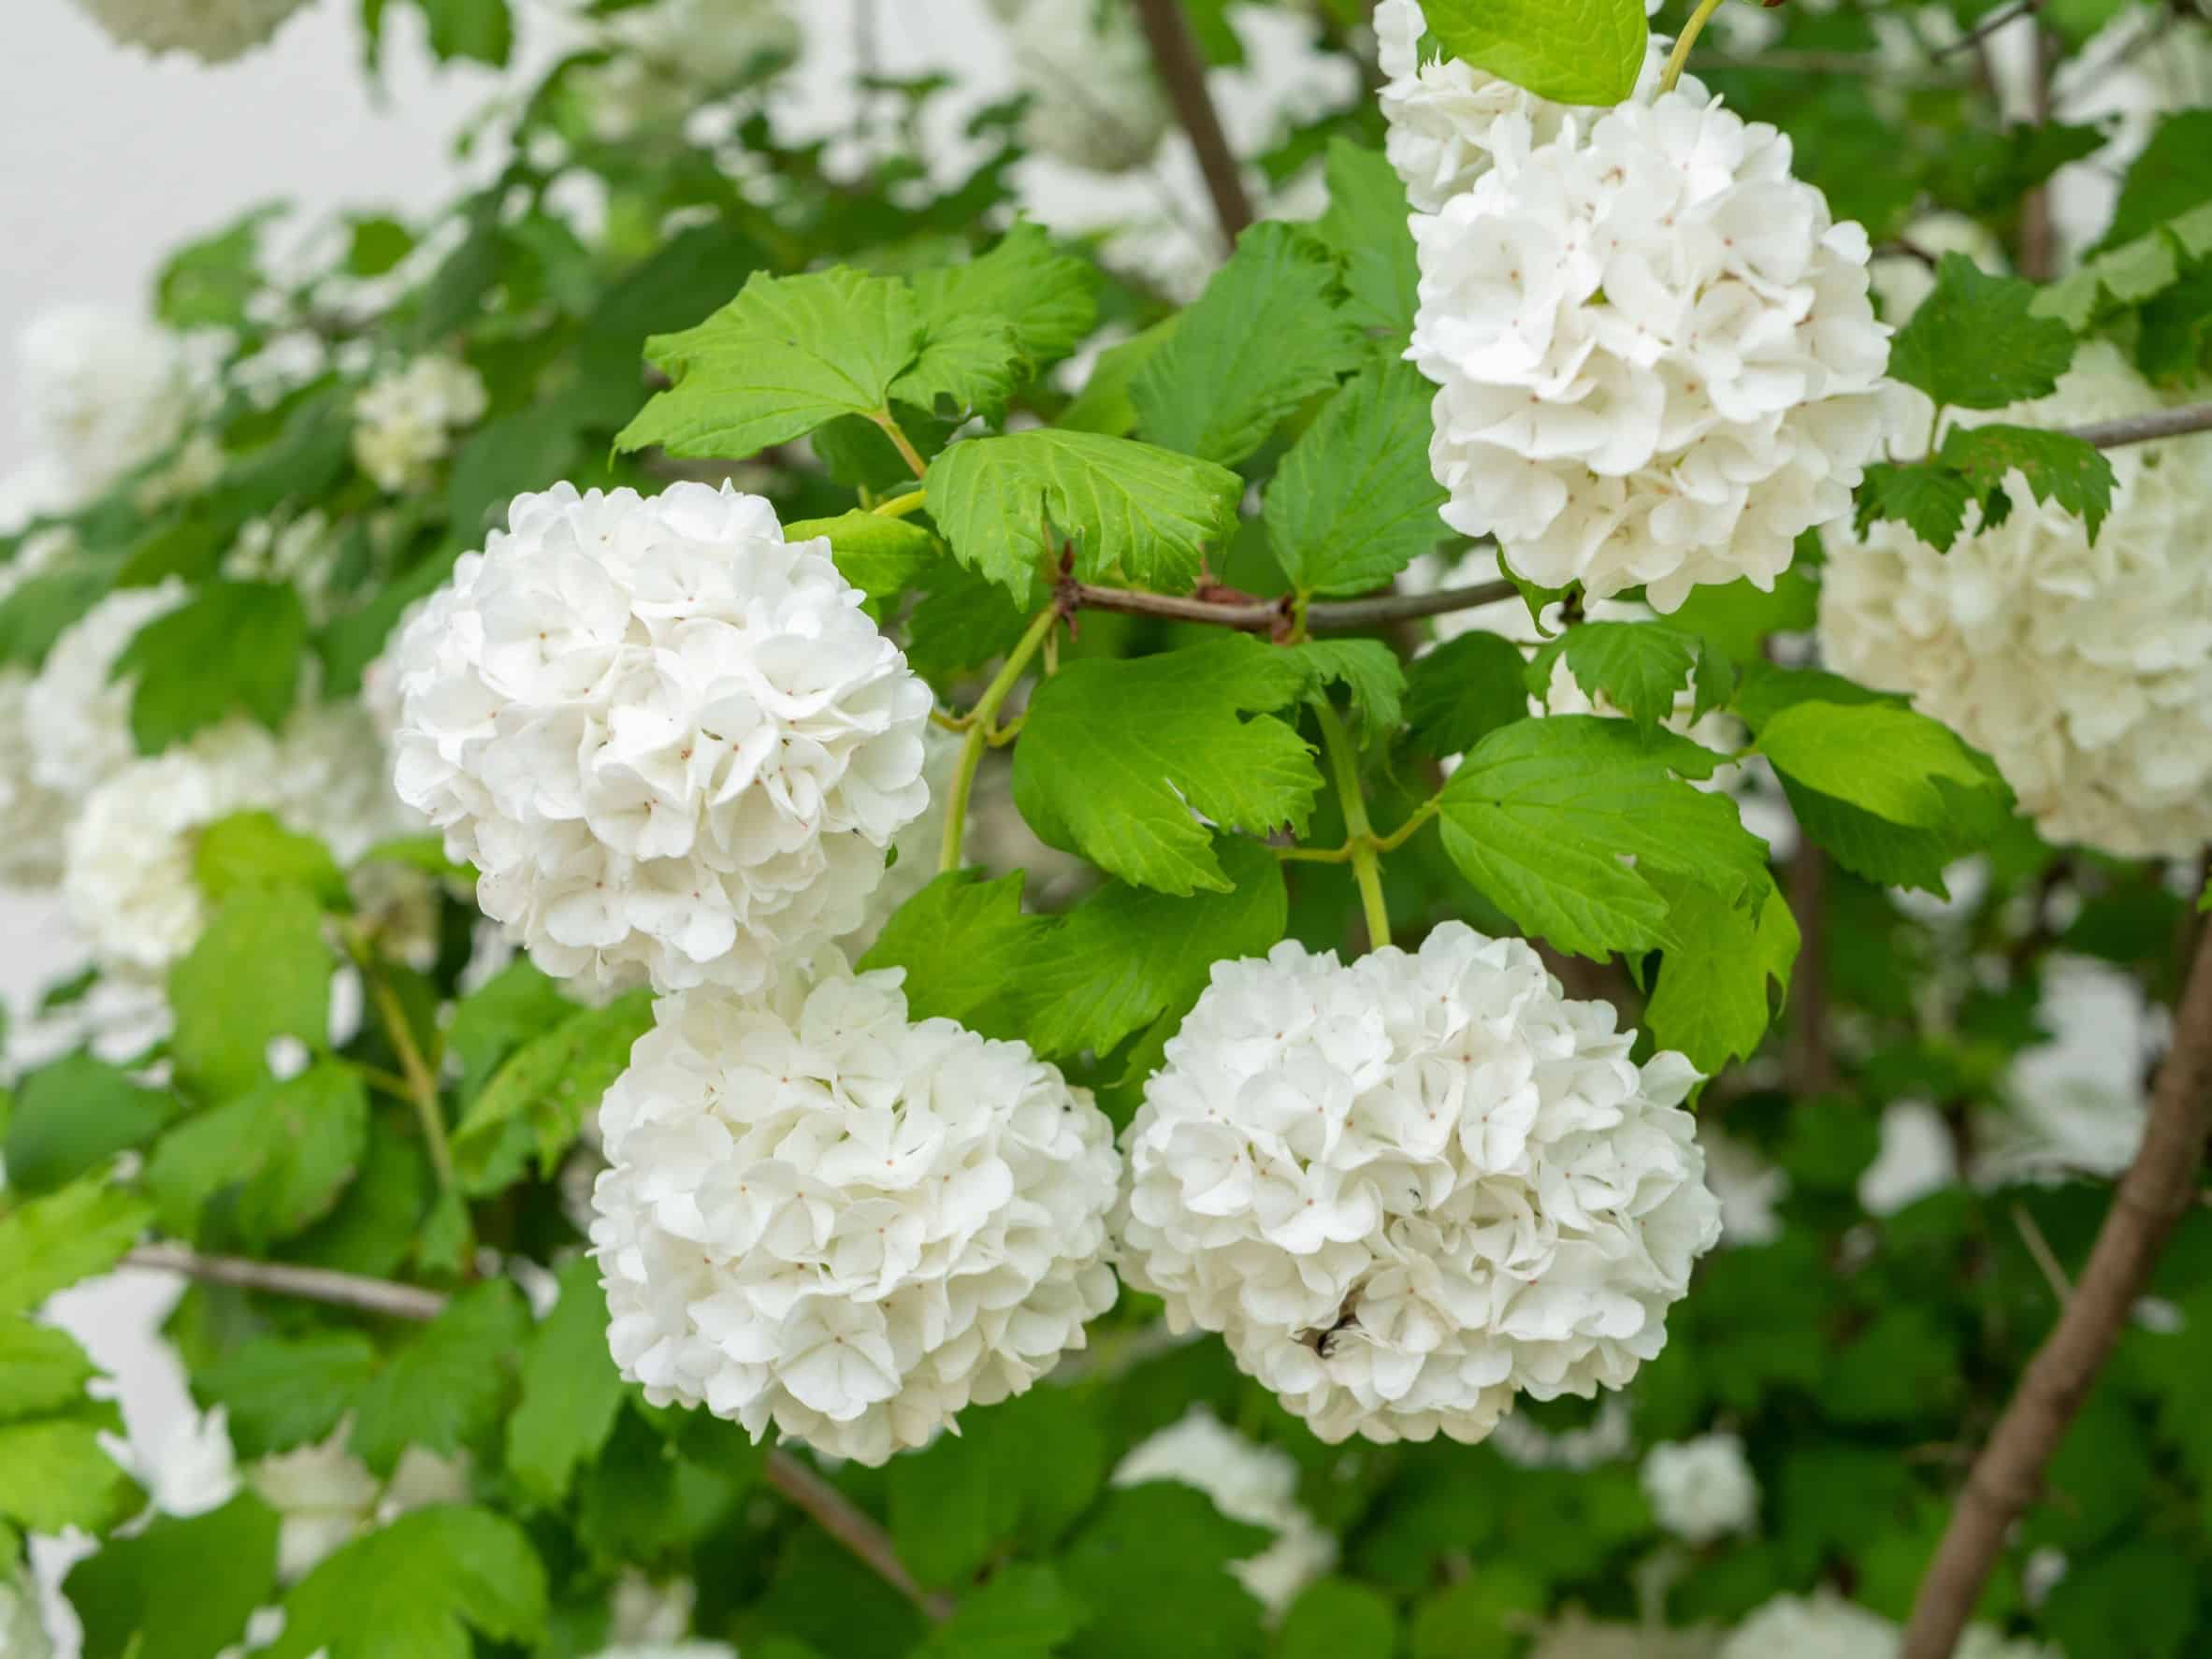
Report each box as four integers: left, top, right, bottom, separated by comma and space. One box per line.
1119, 923, 1721, 1445
1407, 89, 1891, 610
16, 306, 197, 498
391, 483, 932, 995
352, 354, 488, 494
590, 960, 1121, 1464
1819, 343, 2212, 858
1111, 1408, 1337, 1618
69, 0, 311, 60
1640, 1431, 1759, 1544
579, 0, 800, 138
1002, 0, 1171, 173
24, 580, 187, 807
1721, 1592, 2059, 1659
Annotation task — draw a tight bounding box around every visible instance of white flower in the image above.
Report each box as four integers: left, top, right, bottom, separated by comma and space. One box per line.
1110, 1408, 1337, 1618
1118, 923, 1722, 1446
391, 483, 933, 996
1819, 342, 2212, 859
145, 1404, 243, 1518
590, 959, 1121, 1465
1699, 1124, 1787, 1248
68, 0, 311, 60
24, 579, 188, 804
608, 1572, 697, 1646
249, 1421, 469, 1583
15, 306, 197, 498
1490, 1395, 1632, 1471
1005, 0, 1171, 173
838, 723, 962, 957
579, 0, 798, 137
1641, 1432, 1758, 1544
63, 701, 410, 974
1858, 1102, 1958, 1218
1407, 90, 1892, 611
1979, 954, 2151, 1185
352, 355, 488, 494
1528, 1610, 1717, 1659
223, 512, 342, 624
1721, 1592, 2059, 1659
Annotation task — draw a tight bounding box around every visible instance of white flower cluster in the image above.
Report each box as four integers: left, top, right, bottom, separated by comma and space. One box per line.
1001, 0, 1172, 173
591, 962, 1120, 1464
1110, 1408, 1337, 1618
69, 0, 311, 60
0, 484, 78, 888
578, 0, 800, 139
15, 305, 199, 502
1640, 1431, 1758, 1544
1119, 924, 1721, 1446
1402, 82, 1892, 610
352, 354, 488, 495
0, 1567, 48, 1659
1489, 1395, 1632, 1471
390, 482, 932, 996
1721, 1592, 2059, 1659
1819, 343, 2212, 858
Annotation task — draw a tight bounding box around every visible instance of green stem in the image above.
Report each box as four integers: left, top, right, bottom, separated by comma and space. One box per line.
1659, 0, 1729, 94
871, 409, 930, 482
1314, 701, 1390, 951
874, 488, 926, 519
938, 608, 1061, 874
1376, 797, 1441, 855
350, 929, 454, 1190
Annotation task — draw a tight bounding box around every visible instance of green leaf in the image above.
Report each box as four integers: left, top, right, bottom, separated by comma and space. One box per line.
911, 1564, 1091, 1659
1059, 1484, 1269, 1659
2043, 1542, 2197, 1659
1292, 638, 1406, 742
144, 1063, 369, 1246
443, 959, 574, 1102
1780, 776, 1962, 894
1310, 139, 1420, 339
1404, 630, 1531, 758
0, 1180, 152, 1318
3, 1054, 180, 1195
1887, 254, 2076, 411
195, 811, 349, 910
617, 267, 921, 460
0, 567, 109, 671
1409, 1563, 1546, 1659
506, 1258, 626, 1508
349, 1281, 528, 1476
888, 1387, 1108, 1591
0, 1416, 140, 1534
0, 1317, 100, 1423
1662, 569, 1819, 665
860, 870, 1037, 1042
1265, 357, 1446, 598
1437, 717, 1767, 959
1422, 0, 1648, 104
1641, 868, 1800, 1073
1059, 317, 1180, 438
785, 512, 937, 622
1851, 461, 1977, 552
415, 0, 513, 64
195, 1332, 377, 1458
450, 989, 653, 1195
266, 1505, 547, 1659
2095, 109, 2212, 254
117, 581, 309, 754
1529, 621, 1714, 737
1755, 701, 2006, 831
67, 1492, 282, 1659
1131, 224, 1364, 466
1012, 637, 1321, 894
924, 429, 1242, 607
1279, 1580, 1397, 1659
156, 203, 282, 332
1938, 422, 2117, 541
892, 314, 1023, 426
904, 556, 1034, 681
903, 222, 1099, 420
168, 886, 332, 1104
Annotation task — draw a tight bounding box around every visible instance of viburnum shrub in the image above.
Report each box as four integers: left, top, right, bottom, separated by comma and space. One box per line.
3, 2, 2211, 1657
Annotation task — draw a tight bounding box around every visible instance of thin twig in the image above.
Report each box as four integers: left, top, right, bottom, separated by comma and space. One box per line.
1934, 0, 2044, 57
1128, 0, 1252, 246
1901, 920, 2212, 1659
2010, 1203, 2074, 1306
2059, 403, 2212, 451
125, 1243, 948, 1620
1063, 578, 1518, 635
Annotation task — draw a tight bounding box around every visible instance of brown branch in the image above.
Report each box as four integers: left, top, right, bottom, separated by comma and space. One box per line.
1935, 0, 2044, 56
1786, 844, 1833, 1094
1063, 577, 1518, 634
126, 1242, 946, 1621
1128, 0, 1252, 247
2060, 403, 2212, 451
1900, 919, 2212, 1659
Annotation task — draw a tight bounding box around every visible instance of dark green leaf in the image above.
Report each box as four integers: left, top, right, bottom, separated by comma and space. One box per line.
67, 1493, 281, 1659
118, 582, 309, 754
168, 886, 332, 1103
1529, 621, 1712, 737
144, 1062, 369, 1246
1887, 254, 2076, 410
349, 1281, 528, 1475
1059, 317, 1179, 438
1279, 1579, 1398, 1659
265, 1505, 547, 1659
1852, 460, 1977, 552
1938, 422, 2116, 541
450, 989, 653, 1195
1403, 630, 1531, 758
1059, 1484, 1269, 1659
911, 1564, 1090, 1659
2097, 109, 2212, 254
415, 0, 513, 65
4, 1053, 180, 1195
156, 203, 282, 332
196, 1332, 377, 1458
507, 1258, 627, 1508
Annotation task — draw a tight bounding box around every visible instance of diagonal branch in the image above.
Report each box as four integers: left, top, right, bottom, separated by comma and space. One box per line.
1064, 577, 1518, 634
1128, 0, 1253, 247
1900, 917, 2212, 1659
2060, 403, 2212, 451
125, 1242, 949, 1622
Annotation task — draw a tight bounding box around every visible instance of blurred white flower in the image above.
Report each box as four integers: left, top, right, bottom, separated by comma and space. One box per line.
1699, 1124, 1788, 1248
1722, 1590, 2059, 1659
1858, 1102, 1958, 1218
1641, 1432, 1758, 1544
1490, 1396, 1634, 1471
68, 0, 311, 61
250, 1422, 469, 1583
579, 0, 799, 139
1005, 0, 1171, 173
352, 355, 488, 495
16, 306, 197, 497
24, 579, 189, 807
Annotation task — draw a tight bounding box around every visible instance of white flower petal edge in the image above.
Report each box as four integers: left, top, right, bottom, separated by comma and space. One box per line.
1640, 1431, 1759, 1545
590, 959, 1121, 1465
391, 482, 933, 996
1406, 87, 1892, 611
1111, 1407, 1338, 1618
1819, 341, 2212, 859
1119, 923, 1721, 1446
1720, 1590, 2060, 1659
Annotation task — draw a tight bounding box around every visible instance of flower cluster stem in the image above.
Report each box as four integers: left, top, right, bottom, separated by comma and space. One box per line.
938, 606, 1061, 874
347, 928, 453, 1190
870, 409, 930, 482
1660, 0, 1730, 94
874, 488, 926, 519
1314, 700, 1390, 951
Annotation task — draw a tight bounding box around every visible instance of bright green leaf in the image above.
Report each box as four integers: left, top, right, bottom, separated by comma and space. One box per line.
1641, 868, 1799, 1074
450, 989, 653, 1195
1059, 317, 1179, 438
0, 1317, 100, 1423
507, 1258, 626, 1508
0, 1416, 140, 1534
785, 512, 937, 622
1756, 701, 2005, 831
1279, 1579, 1399, 1659
1292, 638, 1406, 742
144, 1062, 369, 1246
0, 1180, 152, 1319
1423, 0, 1648, 105
1530, 621, 1712, 737
195, 1332, 378, 1458
1938, 422, 2117, 541
349, 1281, 528, 1476
1265, 357, 1446, 599
1311, 139, 1420, 339
118, 582, 310, 755
4, 1054, 180, 1196
67, 1492, 282, 1659
167, 885, 332, 1103
266, 1505, 547, 1659
194, 812, 349, 910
